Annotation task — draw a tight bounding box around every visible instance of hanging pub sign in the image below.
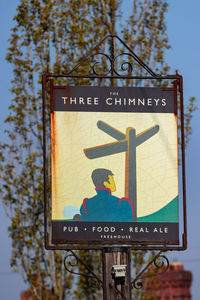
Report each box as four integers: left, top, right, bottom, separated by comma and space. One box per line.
49, 85, 180, 247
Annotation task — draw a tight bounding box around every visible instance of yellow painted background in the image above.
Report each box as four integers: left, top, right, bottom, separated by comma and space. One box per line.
51, 111, 178, 220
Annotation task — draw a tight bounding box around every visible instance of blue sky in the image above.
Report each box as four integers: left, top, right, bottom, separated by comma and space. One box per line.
165, 2, 200, 299
0, 1, 200, 299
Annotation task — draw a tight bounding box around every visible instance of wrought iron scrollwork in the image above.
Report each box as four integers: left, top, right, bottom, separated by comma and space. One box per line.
132, 251, 169, 290
113, 53, 134, 76
64, 250, 103, 287
91, 51, 150, 77
154, 253, 169, 273
67, 35, 157, 77
91, 53, 112, 76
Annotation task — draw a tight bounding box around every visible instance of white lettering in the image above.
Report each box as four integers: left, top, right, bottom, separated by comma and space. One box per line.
138, 98, 145, 105
106, 98, 113, 105
147, 98, 152, 106
87, 97, 92, 105
129, 226, 149, 233
153, 227, 168, 233
94, 98, 99, 105
79, 97, 85, 104
70, 97, 77, 104
63, 226, 78, 232
62, 97, 68, 104
154, 98, 160, 106
92, 226, 116, 232
115, 98, 122, 105
128, 98, 136, 105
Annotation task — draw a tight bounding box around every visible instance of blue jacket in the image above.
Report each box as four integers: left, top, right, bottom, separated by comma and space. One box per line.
80, 188, 134, 222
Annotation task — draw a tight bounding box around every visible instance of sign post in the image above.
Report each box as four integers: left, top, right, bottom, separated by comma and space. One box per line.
42, 35, 187, 299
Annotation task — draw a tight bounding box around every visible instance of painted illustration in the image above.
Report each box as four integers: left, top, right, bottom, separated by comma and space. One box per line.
83, 120, 159, 221
79, 168, 134, 221
61, 120, 178, 223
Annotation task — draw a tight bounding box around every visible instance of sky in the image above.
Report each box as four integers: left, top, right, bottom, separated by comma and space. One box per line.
0, 1, 200, 299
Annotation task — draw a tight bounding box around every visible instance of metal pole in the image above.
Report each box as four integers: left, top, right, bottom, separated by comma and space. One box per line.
102, 247, 132, 300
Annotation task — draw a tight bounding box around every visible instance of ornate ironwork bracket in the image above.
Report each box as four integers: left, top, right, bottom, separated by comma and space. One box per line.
64, 250, 169, 292
67, 35, 158, 77
132, 251, 169, 290
64, 250, 103, 287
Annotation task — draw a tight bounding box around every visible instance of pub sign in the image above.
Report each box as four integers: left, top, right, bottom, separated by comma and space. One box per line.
50, 86, 179, 247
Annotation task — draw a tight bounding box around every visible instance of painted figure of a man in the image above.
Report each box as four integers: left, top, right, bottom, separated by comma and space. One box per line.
80, 168, 134, 222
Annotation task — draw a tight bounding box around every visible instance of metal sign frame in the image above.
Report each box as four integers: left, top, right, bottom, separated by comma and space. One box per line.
42, 35, 187, 251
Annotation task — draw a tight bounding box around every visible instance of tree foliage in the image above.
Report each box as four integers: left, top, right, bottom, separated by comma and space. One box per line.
0, 0, 197, 299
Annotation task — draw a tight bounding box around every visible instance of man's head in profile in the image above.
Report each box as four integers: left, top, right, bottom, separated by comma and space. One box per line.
91, 168, 116, 192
